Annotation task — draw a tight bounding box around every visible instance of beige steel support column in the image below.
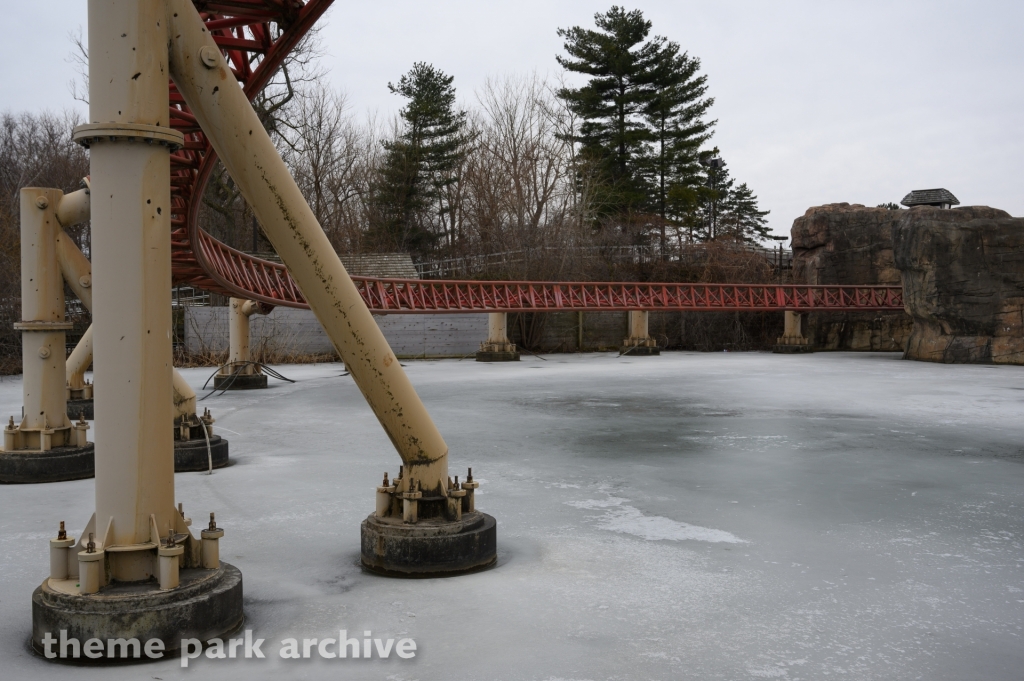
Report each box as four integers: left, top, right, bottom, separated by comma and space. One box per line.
480, 312, 515, 353
55, 204, 95, 400
777, 311, 809, 347
7, 188, 75, 451
57, 186, 195, 411
623, 310, 656, 349
172, 370, 197, 420
74, 0, 181, 580
167, 1, 449, 494
66, 325, 94, 397
219, 298, 259, 377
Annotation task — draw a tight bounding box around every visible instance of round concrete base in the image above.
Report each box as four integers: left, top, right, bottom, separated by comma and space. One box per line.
772, 344, 813, 354
621, 346, 661, 356
212, 373, 268, 390
31, 562, 243, 662
66, 399, 94, 421
361, 511, 497, 577
174, 435, 230, 472
475, 351, 520, 362
0, 444, 95, 484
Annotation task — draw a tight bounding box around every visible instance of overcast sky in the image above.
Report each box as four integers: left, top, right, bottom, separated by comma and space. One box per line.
3, 1, 1022, 237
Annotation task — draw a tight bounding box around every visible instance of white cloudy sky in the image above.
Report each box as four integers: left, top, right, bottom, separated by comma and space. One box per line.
3, 1, 1022, 237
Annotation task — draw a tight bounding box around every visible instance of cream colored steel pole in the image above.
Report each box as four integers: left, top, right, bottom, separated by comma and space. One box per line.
58, 191, 196, 406
15, 188, 73, 447
167, 1, 449, 493
55, 189, 94, 394
782, 311, 803, 341
66, 325, 93, 392
76, 0, 180, 576
487, 313, 509, 345
171, 370, 197, 419
629, 310, 649, 341
224, 298, 254, 376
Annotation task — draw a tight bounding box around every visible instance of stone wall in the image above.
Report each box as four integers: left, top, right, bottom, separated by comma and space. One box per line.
893, 206, 1024, 364
790, 203, 912, 350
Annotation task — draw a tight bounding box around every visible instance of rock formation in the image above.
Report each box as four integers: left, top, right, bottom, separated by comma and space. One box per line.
790, 203, 912, 351
893, 206, 1024, 364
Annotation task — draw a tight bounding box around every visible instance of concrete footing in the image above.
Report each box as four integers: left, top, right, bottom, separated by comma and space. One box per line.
621, 345, 661, 356
0, 438, 228, 482
475, 350, 520, 362
361, 511, 497, 577
0, 444, 95, 484
773, 344, 813, 354
212, 373, 267, 391
31, 562, 243, 661
66, 399, 94, 421
174, 435, 230, 472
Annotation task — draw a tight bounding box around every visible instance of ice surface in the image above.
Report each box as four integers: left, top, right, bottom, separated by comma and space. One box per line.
1, 351, 1023, 680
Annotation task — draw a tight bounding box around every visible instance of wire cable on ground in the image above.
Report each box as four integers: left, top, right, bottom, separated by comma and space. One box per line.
199, 361, 295, 400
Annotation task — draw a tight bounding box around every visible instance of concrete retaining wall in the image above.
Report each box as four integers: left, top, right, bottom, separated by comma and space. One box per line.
184, 307, 489, 359
185, 307, 783, 357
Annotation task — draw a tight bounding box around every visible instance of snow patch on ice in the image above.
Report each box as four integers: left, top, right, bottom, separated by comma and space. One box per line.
566, 496, 746, 544
746, 666, 788, 678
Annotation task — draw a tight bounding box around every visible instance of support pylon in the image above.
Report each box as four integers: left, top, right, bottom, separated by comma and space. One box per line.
0, 187, 93, 484
621, 311, 661, 356
476, 312, 520, 362
774, 311, 812, 353
213, 298, 269, 389
32, 0, 241, 660
166, 0, 494, 575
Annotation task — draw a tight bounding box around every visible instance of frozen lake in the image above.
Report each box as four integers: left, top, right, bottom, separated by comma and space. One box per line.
1, 351, 1023, 680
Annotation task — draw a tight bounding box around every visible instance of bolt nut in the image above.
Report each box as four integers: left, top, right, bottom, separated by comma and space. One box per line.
38, 346, 51, 359
78, 275, 91, 288
199, 46, 219, 69
35, 196, 49, 209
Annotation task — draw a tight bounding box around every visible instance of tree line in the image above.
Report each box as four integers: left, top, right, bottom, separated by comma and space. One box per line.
201, 5, 771, 277
0, 6, 785, 372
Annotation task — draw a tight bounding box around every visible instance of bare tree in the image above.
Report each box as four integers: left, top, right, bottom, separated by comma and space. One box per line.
0, 110, 90, 373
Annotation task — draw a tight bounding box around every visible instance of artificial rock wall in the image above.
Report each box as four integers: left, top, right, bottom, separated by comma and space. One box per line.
893, 206, 1024, 365
790, 203, 912, 351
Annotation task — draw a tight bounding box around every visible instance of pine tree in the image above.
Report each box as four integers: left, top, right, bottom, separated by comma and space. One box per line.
368, 62, 471, 255
556, 7, 664, 213
643, 43, 715, 249
690, 151, 770, 244
719, 182, 770, 243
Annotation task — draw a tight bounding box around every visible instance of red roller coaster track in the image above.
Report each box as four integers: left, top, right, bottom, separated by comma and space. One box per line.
170, 0, 905, 315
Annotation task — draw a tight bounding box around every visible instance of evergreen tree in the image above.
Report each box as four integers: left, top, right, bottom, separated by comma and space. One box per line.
643, 43, 715, 248
556, 6, 664, 213
719, 182, 770, 243
368, 62, 471, 255
691, 151, 770, 244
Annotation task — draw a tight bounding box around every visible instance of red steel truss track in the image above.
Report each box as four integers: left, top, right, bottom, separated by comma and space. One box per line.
170, 1, 906, 315
352, 280, 903, 314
